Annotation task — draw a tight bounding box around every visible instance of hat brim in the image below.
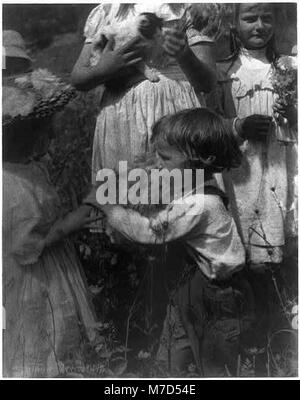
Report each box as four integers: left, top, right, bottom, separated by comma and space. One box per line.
4, 46, 32, 62
2, 69, 77, 126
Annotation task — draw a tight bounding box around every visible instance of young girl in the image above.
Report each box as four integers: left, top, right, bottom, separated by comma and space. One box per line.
2, 71, 98, 378
212, 3, 297, 264
209, 3, 297, 353
84, 108, 255, 376
71, 3, 216, 177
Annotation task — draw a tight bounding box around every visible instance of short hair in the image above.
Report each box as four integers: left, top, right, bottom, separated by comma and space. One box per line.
151, 108, 242, 173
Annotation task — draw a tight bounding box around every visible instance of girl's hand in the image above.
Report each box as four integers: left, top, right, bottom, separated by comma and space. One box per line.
93, 35, 143, 78
61, 205, 100, 236
273, 99, 297, 127
45, 205, 100, 247
163, 28, 188, 61
235, 115, 273, 142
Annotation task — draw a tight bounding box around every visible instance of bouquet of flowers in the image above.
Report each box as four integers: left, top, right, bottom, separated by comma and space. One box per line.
271, 56, 297, 109
270, 55, 297, 143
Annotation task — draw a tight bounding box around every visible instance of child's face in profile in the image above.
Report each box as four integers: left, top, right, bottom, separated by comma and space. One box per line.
155, 140, 186, 171
237, 3, 275, 50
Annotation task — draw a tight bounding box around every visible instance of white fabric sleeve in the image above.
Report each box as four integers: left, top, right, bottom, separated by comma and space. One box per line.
103, 195, 204, 244
84, 4, 107, 44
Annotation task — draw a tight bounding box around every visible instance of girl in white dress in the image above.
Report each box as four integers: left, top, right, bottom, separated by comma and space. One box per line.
71, 3, 216, 177
210, 3, 297, 357
213, 3, 297, 266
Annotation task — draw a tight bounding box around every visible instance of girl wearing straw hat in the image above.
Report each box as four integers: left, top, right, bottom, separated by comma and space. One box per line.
3, 69, 99, 377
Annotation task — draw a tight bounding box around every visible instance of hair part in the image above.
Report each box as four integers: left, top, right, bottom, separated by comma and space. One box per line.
151, 108, 242, 174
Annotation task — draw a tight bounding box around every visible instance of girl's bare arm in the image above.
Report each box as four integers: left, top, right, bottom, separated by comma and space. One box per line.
71, 37, 143, 91
44, 205, 95, 246
163, 29, 216, 93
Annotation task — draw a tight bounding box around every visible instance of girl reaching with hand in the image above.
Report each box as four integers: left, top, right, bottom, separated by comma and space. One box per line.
84, 108, 255, 376
3, 70, 98, 378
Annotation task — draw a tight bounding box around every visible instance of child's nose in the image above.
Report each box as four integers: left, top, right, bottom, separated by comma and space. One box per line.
155, 159, 163, 169
255, 18, 265, 30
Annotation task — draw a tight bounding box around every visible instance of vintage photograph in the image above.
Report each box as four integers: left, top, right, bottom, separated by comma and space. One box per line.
2, 2, 298, 379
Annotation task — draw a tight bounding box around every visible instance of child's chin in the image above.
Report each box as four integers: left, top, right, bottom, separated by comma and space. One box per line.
248, 38, 269, 49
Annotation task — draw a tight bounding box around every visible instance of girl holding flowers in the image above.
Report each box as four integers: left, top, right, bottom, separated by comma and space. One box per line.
210, 3, 297, 355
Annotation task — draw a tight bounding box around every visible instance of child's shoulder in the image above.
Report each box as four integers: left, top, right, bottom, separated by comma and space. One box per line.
203, 191, 227, 210
216, 57, 241, 81
84, 4, 118, 40
3, 165, 35, 211
3, 162, 53, 207
202, 184, 230, 217
171, 188, 226, 218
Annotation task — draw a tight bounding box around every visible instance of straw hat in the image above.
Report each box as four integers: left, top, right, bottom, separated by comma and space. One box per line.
3, 30, 32, 62
3, 69, 76, 126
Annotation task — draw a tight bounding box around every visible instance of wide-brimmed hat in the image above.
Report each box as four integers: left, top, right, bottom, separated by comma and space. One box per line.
3, 30, 32, 62
3, 68, 76, 126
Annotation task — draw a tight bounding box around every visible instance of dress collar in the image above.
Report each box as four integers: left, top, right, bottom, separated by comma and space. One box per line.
240, 47, 269, 63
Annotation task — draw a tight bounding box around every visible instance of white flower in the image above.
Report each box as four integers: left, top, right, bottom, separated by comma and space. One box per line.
137, 350, 151, 360
292, 315, 298, 330
277, 56, 297, 71
291, 305, 298, 315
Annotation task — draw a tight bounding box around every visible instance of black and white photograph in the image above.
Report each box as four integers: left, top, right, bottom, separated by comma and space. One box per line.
1, 2, 298, 379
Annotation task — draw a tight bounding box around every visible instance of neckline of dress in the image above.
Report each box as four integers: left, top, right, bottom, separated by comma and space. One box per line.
240, 47, 268, 62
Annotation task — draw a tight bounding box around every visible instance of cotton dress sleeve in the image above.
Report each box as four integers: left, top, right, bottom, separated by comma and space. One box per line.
186, 27, 215, 47
103, 194, 205, 244
3, 166, 60, 266
84, 4, 112, 44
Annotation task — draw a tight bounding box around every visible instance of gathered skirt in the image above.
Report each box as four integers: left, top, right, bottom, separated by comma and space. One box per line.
3, 240, 97, 378
91, 70, 205, 180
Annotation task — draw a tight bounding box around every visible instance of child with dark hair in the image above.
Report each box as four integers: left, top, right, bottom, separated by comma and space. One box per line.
208, 3, 297, 365
151, 107, 242, 173
85, 108, 255, 376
